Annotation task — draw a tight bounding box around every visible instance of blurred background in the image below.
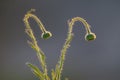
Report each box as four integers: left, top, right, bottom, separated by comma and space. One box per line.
0, 0, 120, 80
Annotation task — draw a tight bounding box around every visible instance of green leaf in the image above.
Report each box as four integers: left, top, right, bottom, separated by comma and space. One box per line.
26, 62, 44, 80
51, 69, 55, 80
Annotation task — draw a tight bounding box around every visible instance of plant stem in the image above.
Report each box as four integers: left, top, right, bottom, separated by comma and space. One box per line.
56, 17, 95, 80
23, 10, 49, 80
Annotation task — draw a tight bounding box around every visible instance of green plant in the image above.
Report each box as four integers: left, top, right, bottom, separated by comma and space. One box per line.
23, 9, 96, 80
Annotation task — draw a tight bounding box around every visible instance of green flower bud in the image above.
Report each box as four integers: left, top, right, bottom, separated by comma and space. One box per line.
85, 32, 96, 41
41, 31, 52, 39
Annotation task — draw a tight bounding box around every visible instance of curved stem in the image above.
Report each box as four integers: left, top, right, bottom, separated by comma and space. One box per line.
70, 17, 92, 34
23, 9, 49, 80
56, 17, 94, 80
23, 10, 47, 33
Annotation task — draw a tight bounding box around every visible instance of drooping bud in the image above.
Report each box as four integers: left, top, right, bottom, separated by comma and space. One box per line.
85, 32, 96, 41
41, 31, 52, 39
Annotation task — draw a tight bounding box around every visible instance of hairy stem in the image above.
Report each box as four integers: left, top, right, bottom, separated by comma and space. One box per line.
56, 17, 95, 80
23, 9, 49, 80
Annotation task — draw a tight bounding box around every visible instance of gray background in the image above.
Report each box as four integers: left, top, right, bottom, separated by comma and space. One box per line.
0, 0, 120, 80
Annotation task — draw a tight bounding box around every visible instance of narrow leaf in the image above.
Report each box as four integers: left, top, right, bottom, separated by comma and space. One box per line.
26, 62, 44, 79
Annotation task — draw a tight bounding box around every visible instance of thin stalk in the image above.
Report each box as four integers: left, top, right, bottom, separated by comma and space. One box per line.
56, 17, 96, 80
23, 9, 50, 80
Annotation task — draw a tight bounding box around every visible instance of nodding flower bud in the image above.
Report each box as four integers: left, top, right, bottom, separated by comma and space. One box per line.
85, 32, 96, 41
41, 31, 52, 39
